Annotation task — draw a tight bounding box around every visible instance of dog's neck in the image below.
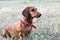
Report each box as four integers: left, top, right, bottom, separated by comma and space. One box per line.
22, 16, 36, 29
22, 16, 33, 24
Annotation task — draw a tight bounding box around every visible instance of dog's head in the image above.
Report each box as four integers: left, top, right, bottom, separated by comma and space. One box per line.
22, 6, 41, 19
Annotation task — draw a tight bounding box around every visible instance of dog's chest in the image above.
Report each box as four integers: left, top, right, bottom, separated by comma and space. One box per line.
23, 24, 32, 31
22, 24, 32, 35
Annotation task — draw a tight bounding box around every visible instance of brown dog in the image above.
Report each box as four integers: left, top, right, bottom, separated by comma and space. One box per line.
2, 6, 41, 40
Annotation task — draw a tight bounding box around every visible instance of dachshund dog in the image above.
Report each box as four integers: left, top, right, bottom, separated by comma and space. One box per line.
2, 6, 41, 40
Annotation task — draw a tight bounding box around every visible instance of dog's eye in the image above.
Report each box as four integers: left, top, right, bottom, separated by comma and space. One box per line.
31, 9, 35, 12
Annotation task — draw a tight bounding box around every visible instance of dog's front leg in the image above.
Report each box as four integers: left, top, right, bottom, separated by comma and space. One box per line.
19, 36, 23, 40
17, 32, 23, 40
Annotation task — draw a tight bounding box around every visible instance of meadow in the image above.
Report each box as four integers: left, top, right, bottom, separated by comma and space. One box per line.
0, 0, 60, 40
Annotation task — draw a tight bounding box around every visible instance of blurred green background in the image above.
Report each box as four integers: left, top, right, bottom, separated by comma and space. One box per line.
0, 0, 60, 40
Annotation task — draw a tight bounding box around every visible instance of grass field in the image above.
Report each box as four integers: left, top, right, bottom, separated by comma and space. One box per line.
0, 0, 60, 40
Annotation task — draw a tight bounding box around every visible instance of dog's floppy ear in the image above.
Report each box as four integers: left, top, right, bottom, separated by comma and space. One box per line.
22, 7, 31, 19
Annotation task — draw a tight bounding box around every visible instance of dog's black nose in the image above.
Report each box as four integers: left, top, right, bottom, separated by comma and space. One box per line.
39, 14, 41, 17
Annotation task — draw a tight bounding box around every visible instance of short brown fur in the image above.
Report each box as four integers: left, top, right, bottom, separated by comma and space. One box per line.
2, 6, 41, 40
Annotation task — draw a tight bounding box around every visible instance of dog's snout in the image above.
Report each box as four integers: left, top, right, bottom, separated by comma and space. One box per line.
36, 13, 41, 18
